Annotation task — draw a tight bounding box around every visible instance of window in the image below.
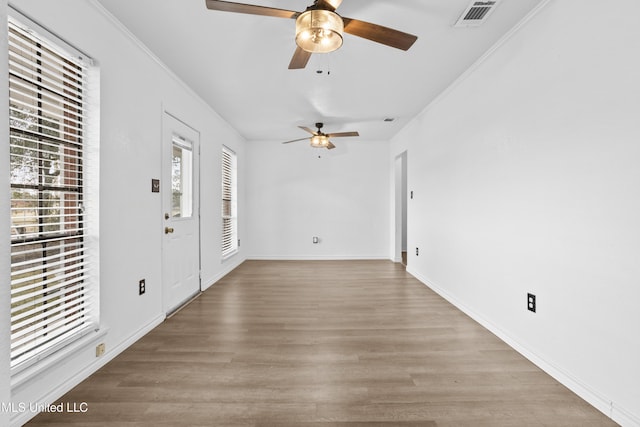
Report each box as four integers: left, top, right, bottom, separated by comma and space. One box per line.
171, 136, 193, 218
221, 146, 237, 258
8, 16, 98, 371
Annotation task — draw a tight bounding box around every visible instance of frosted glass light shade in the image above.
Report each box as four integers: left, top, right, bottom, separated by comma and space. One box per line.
310, 134, 330, 148
295, 10, 344, 53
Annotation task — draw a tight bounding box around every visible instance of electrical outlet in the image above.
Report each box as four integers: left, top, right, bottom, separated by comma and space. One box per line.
410, 191, 414, 199
527, 293, 536, 313
96, 343, 105, 357
139, 279, 146, 295
415, 247, 419, 256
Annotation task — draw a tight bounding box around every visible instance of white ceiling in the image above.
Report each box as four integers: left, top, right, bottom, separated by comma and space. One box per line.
96, 0, 544, 142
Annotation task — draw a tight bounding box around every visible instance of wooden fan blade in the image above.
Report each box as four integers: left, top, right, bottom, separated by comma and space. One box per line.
316, 0, 343, 11
326, 131, 359, 138
326, 141, 336, 150
205, 0, 299, 19
298, 126, 317, 135
282, 137, 309, 144
289, 46, 312, 69
342, 17, 417, 51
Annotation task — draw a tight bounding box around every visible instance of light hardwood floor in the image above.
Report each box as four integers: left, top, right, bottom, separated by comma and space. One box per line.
28, 260, 617, 426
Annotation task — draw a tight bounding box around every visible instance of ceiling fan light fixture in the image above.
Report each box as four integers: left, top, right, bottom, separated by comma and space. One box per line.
295, 9, 343, 53
310, 134, 330, 148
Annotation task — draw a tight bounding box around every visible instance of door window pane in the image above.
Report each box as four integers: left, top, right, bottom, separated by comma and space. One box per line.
171, 137, 193, 218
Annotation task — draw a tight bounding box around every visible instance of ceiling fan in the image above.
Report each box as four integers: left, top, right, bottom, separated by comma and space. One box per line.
282, 122, 359, 149
204, 0, 418, 69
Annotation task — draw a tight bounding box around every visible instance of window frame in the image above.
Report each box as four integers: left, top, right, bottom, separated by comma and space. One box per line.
8, 11, 100, 375
221, 145, 238, 259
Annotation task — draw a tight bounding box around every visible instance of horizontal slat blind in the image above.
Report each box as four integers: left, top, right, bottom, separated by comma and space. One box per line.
9, 18, 95, 369
221, 146, 237, 258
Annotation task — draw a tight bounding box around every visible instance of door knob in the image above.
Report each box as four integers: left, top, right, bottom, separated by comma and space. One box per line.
165, 227, 174, 234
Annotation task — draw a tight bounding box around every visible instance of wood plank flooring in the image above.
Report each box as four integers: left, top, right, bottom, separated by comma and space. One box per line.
28, 260, 617, 426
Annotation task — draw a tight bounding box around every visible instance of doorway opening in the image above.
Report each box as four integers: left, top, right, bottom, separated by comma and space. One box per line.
394, 151, 408, 266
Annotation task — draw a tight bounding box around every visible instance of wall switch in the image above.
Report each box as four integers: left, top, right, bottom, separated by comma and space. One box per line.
527, 293, 536, 313
139, 279, 146, 295
312, 237, 319, 244
96, 343, 105, 357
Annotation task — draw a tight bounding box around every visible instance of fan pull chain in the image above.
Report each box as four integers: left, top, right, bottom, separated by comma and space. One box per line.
315, 53, 332, 76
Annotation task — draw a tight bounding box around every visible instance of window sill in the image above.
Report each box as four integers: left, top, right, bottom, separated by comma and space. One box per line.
222, 250, 239, 261
11, 327, 108, 390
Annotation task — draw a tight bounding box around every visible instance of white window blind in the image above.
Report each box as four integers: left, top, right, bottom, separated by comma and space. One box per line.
221, 146, 237, 258
9, 17, 96, 370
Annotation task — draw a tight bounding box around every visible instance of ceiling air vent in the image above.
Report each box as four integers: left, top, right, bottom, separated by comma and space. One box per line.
454, 0, 501, 28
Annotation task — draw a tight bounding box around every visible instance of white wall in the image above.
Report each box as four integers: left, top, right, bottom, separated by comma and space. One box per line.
3, 1, 245, 424
392, 0, 640, 425
246, 139, 389, 259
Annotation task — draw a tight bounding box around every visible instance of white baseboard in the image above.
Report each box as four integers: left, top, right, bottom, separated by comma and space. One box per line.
612, 404, 640, 427
201, 255, 246, 291
247, 255, 391, 261
406, 266, 639, 427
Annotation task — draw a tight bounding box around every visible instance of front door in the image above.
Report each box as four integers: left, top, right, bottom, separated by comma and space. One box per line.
162, 112, 200, 314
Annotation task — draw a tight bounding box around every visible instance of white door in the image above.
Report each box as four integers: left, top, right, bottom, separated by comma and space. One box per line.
162, 113, 200, 314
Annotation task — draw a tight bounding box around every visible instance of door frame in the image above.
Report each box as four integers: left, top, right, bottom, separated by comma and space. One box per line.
161, 110, 201, 315
394, 151, 408, 264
